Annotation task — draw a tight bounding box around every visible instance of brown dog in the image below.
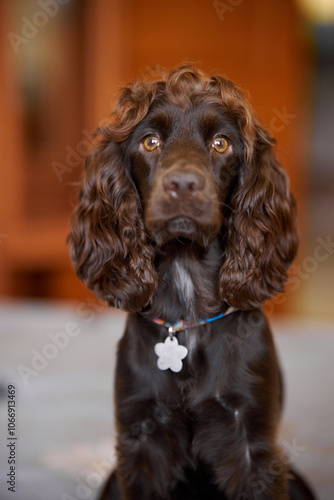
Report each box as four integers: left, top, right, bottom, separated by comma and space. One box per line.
69, 66, 315, 500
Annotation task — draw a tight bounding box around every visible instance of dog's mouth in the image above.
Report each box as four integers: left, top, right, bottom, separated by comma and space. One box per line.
162, 216, 211, 246
167, 217, 198, 236
146, 213, 221, 247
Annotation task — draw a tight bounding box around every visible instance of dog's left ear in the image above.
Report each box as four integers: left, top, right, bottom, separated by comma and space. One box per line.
219, 124, 299, 310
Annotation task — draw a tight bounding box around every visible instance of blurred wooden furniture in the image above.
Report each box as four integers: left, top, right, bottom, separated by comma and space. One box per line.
0, 0, 131, 300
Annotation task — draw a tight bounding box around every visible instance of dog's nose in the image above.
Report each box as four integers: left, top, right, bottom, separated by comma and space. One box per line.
163, 170, 205, 199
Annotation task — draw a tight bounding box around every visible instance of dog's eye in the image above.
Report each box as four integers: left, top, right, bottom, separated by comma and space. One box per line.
143, 136, 160, 151
212, 137, 229, 153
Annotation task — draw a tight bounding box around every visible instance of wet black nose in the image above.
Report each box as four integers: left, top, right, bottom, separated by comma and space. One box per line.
163, 170, 205, 200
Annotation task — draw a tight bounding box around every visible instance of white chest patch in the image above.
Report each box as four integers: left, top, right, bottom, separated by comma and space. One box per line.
172, 261, 195, 309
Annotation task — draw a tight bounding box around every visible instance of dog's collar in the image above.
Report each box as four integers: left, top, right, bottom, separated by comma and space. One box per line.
151, 306, 237, 373
151, 306, 237, 334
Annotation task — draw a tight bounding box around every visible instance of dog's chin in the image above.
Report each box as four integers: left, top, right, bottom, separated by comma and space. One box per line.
150, 217, 214, 247
167, 217, 198, 236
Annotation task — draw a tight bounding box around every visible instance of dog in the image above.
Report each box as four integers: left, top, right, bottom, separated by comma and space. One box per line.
68, 66, 315, 499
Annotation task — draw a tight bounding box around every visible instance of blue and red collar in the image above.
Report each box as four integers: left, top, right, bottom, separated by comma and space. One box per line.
151, 306, 237, 334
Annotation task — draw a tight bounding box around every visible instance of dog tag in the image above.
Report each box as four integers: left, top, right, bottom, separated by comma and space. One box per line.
154, 335, 188, 373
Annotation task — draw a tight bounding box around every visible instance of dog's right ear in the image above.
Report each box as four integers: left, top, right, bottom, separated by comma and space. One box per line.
68, 132, 160, 312
219, 124, 299, 310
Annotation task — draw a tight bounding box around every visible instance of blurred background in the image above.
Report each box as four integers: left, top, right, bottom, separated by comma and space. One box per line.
0, 0, 333, 499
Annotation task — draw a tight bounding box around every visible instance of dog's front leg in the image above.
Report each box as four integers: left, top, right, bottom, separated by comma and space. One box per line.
114, 395, 192, 500
114, 318, 193, 500
191, 396, 289, 499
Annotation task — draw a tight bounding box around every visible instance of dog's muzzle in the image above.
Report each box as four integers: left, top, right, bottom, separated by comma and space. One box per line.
145, 162, 222, 246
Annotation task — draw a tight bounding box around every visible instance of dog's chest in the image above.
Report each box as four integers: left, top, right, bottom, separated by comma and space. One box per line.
171, 260, 196, 314
178, 328, 201, 358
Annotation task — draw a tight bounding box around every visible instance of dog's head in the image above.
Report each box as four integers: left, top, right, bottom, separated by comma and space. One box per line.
127, 90, 242, 248
68, 66, 298, 312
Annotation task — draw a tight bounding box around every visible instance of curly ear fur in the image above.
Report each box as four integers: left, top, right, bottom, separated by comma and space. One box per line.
219, 126, 299, 309
68, 135, 159, 312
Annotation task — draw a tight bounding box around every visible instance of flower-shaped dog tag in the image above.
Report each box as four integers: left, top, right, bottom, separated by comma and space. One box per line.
154, 336, 188, 372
